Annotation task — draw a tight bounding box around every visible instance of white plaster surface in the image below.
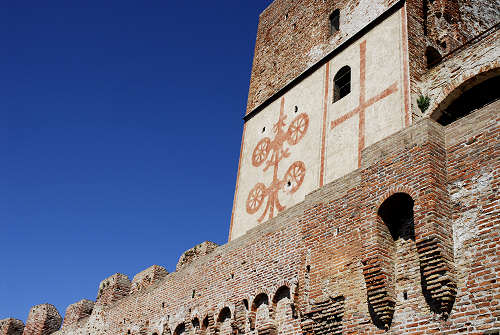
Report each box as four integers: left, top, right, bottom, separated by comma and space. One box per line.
232, 11, 407, 240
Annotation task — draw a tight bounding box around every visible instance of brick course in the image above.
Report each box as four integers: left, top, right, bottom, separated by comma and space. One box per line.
4, 1, 499, 334
41, 101, 498, 335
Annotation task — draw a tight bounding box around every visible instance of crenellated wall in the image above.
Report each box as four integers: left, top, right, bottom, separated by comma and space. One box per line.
22, 305, 62, 335
3, 1, 499, 334
7, 102, 495, 335
0, 319, 24, 335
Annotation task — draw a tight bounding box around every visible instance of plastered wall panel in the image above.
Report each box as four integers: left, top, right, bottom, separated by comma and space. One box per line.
231, 10, 408, 239
232, 68, 325, 240
326, 115, 360, 182
326, 11, 406, 185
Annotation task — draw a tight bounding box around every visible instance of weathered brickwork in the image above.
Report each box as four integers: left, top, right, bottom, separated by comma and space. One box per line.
27, 102, 495, 335
176, 241, 219, 272
0, 319, 24, 335
22, 305, 62, 335
4, 1, 499, 334
405, 0, 499, 114
61, 300, 94, 330
417, 28, 499, 121
246, 0, 499, 116
246, 0, 400, 114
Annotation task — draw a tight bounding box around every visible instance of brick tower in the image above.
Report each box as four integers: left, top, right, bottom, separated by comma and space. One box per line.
2, 1, 499, 334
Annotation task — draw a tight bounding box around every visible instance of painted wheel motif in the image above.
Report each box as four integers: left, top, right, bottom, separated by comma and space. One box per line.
284, 161, 306, 193
246, 183, 266, 214
252, 137, 271, 167
287, 114, 309, 145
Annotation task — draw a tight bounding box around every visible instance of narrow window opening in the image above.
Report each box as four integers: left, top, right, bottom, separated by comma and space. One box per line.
294, 106, 298, 113
173, 323, 186, 335
306, 265, 311, 273
333, 66, 351, 102
218, 307, 232, 323
192, 290, 196, 298
192, 318, 200, 329
378, 193, 415, 241
329, 9, 340, 34
202, 316, 209, 330
425, 46, 442, 68
403, 291, 408, 300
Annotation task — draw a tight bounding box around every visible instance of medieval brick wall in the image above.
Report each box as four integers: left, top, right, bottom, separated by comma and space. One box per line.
3, 1, 499, 334
246, 0, 400, 114
245, 0, 499, 117
404, 0, 499, 108
34, 101, 497, 335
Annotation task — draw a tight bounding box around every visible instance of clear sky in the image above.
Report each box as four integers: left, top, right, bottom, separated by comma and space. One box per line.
1, 0, 272, 321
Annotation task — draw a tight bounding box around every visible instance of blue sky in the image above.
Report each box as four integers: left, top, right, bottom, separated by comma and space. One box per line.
1, 0, 272, 321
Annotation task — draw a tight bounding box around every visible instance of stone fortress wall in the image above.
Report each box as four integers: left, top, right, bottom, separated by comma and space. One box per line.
3, 99, 498, 335
2, 0, 499, 334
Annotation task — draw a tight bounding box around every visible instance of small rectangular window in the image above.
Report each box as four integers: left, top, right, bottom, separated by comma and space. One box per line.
330, 10, 340, 34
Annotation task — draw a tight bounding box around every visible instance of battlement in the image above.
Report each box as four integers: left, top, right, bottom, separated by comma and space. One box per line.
176, 241, 219, 271
131, 265, 168, 294
22, 305, 62, 335
3, 101, 499, 334
96, 273, 131, 306
3, 1, 498, 334
61, 300, 94, 329
0, 318, 24, 335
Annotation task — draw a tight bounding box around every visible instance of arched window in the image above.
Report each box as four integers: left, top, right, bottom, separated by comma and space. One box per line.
192, 318, 200, 330
217, 307, 231, 323
329, 9, 340, 34
173, 323, 185, 335
334, 66, 351, 102
378, 193, 415, 241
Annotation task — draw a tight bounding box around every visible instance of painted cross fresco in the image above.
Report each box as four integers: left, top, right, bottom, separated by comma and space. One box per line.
330, 40, 398, 167
246, 97, 309, 222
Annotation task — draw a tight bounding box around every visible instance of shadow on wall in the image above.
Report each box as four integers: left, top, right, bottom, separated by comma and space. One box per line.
431, 69, 500, 125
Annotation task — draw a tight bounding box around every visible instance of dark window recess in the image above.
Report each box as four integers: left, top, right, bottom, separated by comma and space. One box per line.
202, 316, 209, 330
378, 193, 415, 241
436, 75, 500, 126
425, 46, 442, 68
218, 307, 232, 323
334, 66, 351, 102
330, 9, 340, 34
192, 318, 200, 329
173, 324, 185, 335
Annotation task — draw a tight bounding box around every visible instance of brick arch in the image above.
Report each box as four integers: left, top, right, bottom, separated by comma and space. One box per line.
214, 307, 232, 335
427, 66, 500, 120
216, 307, 232, 323
172, 322, 186, 335
249, 292, 271, 331
361, 187, 420, 330
270, 278, 298, 299
375, 186, 419, 211
199, 313, 214, 334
